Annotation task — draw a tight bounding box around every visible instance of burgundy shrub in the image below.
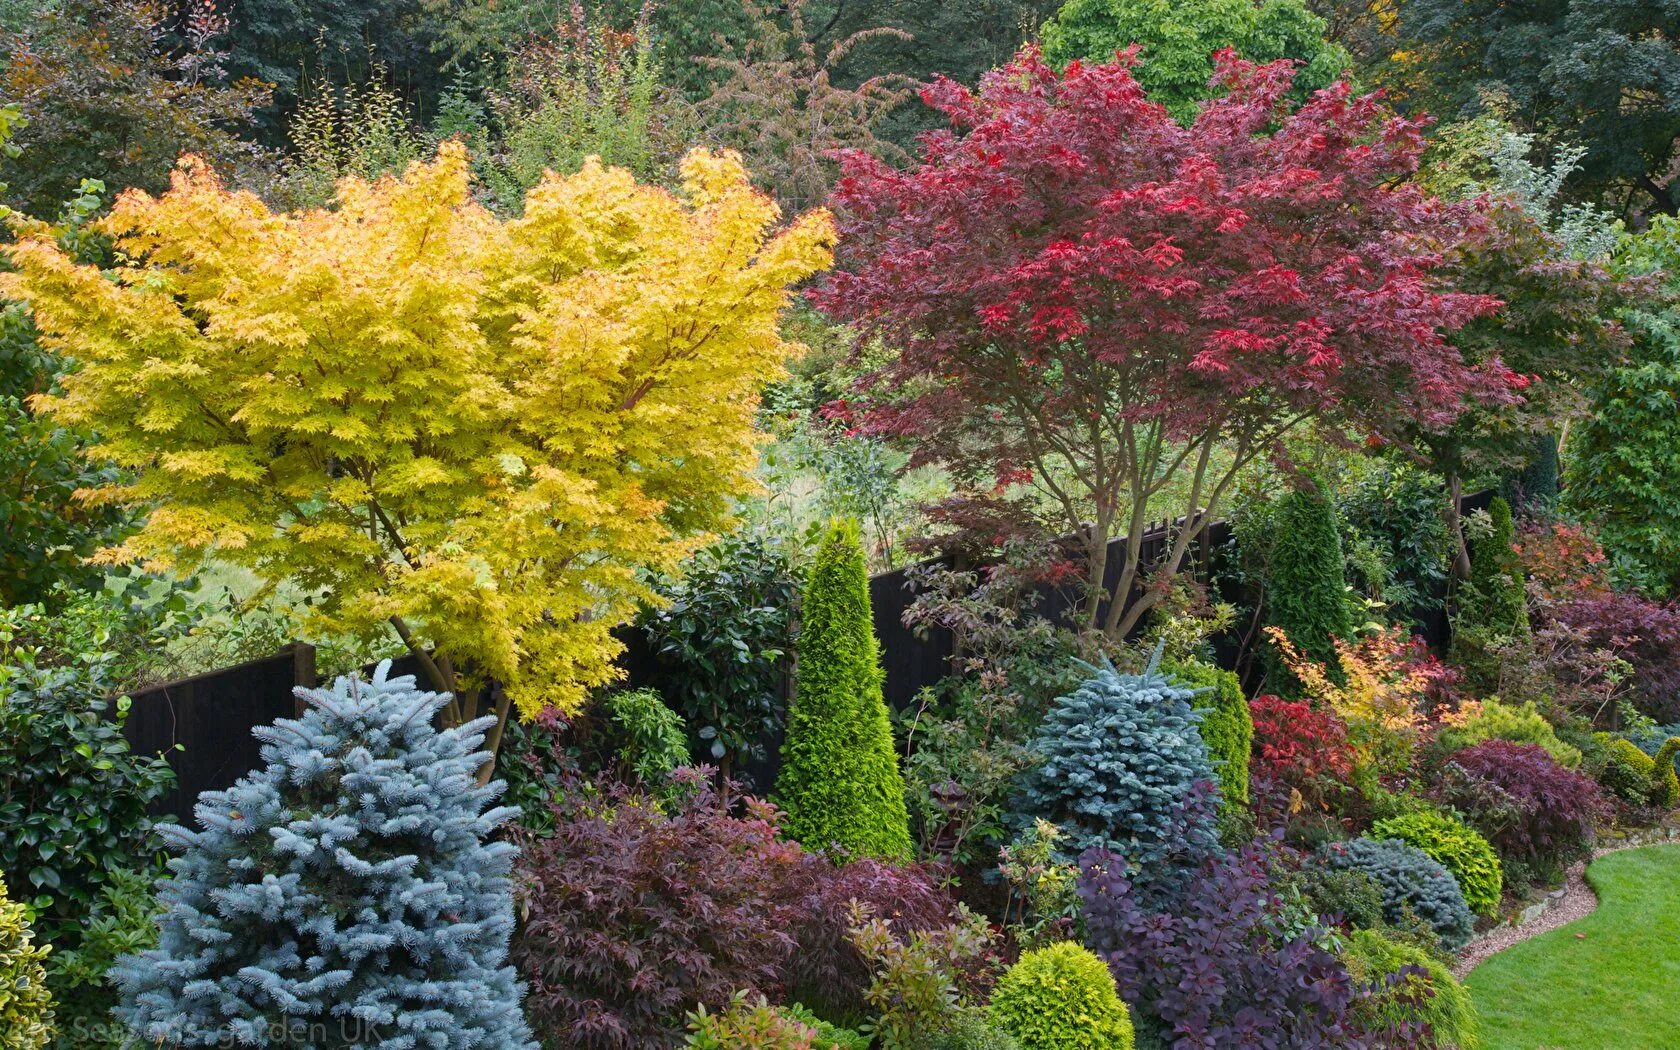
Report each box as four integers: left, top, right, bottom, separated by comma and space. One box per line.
1437, 741, 1608, 866
1249, 695, 1356, 816
510, 771, 805, 1049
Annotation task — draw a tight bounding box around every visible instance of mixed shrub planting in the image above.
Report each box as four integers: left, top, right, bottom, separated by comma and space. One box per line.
1, 9, 1676, 1047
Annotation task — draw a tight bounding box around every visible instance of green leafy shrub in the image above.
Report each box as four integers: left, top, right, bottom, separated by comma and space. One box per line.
1162, 657, 1251, 809
0, 870, 54, 1049
777, 519, 912, 860
1600, 736, 1658, 805
1321, 838, 1477, 949
1296, 865, 1387, 930
1370, 810, 1503, 916
684, 993, 867, 1049
0, 656, 172, 948
1263, 484, 1354, 691
1341, 927, 1480, 1049
848, 906, 998, 1050
1435, 697, 1582, 768
1339, 460, 1453, 624
43, 866, 158, 1049
640, 529, 798, 782
924, 1014, 1022, 1050
782, 1004, 871, 1050
601, 687, 690, 784
988, 941, 1134, 1050
1016, 653, 1219, 872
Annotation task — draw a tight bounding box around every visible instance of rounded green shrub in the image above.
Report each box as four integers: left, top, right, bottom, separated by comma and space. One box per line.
0, 870, 54, 1049
1435, 697, 1582, 768
1163, 657, 1252, 809
1263, 484, 1354, 691
1599, 736, 1658, 805
988, 941, 1134, 1050
777, 519, 912, 860
1649, 738, 1680, 810
1370, 809, 1503, 917
1341, 927, 1480, 1049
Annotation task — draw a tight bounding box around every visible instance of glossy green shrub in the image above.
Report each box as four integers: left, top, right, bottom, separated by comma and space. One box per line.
1341, 927, 1480, 1049
44, 866, 159, 1050
1435, 697, 1582, 768
1599, 737, 1658, 805
1162, 657, 1251, 809
777, 519, 912, 860
988, 942, 1134, 1050
1370, 810, 1503, 916
602, 687, 690, 784
1322, 838, 1476, 949
1263, 485, 1353, 691
0, 870, 54, 1049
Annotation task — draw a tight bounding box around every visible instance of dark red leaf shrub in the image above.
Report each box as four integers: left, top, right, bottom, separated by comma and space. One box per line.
780, 853, 958, 1019
1077, 829, 1378, 1048
1250, 694, 1355, 814
510, 771, 805, 1049
1436, 741, 1607, 867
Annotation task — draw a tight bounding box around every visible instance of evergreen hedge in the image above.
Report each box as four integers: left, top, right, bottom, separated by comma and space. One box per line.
776, 519, 912, 860
1162, 657, 1251, 810
1264, 484, 1353, 691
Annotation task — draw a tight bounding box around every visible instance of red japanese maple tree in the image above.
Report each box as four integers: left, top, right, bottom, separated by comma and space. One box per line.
813, 47, 1517, 637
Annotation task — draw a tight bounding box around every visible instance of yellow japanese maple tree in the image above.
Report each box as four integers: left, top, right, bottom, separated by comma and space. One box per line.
3, 141, 833, 765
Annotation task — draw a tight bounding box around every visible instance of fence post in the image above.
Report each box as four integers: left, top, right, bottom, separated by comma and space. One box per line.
291, 642, 318, 716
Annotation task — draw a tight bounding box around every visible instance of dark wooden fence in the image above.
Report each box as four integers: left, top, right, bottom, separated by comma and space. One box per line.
125, 491, 1491, 824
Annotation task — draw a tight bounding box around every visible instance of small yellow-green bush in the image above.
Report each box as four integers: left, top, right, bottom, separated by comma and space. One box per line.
1649, 739, 1680, 810
1341, 927, 1479, 1049
1163, 657, 1253, 810
1370, 809, 1503, 916
988, 941, 1134, 1050
0, 871, 54, 1049
1436, 698, 1581, 768
1599, 737, 1658, 805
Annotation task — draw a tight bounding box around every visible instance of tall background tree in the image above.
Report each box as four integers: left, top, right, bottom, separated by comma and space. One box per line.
814, 49, 1513, 640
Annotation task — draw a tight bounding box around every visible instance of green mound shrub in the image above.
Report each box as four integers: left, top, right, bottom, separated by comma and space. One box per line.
1322, 838, 1476, 949
1341, 927, 1480, 1049
601, 687, 690, 784
685, 994, 868, 1049
1649, 738, 1680, 810
1370, 810, 1503, 916
988, 941, 1135, 1050
1263, 484, 1354, 691
1600, 737, 1658, 805
1016, 653, 1219, 871
1162, 657, 1252, 809
0, 870, 54, 1049
1296, 865, 1387, 930
1435, 697, 1581, 768
777, 519, 913, 860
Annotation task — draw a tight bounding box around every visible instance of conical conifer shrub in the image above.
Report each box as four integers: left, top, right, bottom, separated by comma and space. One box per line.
776, 519, 912, 860
115, 663, 536, 1048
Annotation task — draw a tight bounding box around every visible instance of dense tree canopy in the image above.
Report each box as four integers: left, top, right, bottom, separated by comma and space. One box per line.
1394, 0, 1680, 214
2, 143, 833, 759
815, 48, 1513, 638
1041, 0, 1348, 120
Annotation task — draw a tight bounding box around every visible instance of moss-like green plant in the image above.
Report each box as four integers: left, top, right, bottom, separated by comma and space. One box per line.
1371, 809, 1503, 917
0, 871, 54, 1049
1341, 927, 1480, 1049
1263, 484, 1353, 691
777, 519, 912, 860
1162, 657, 1252, 809
1649, 738, 1680, 810
1437, 697, 1582, 768
988, 941, 1134, 1050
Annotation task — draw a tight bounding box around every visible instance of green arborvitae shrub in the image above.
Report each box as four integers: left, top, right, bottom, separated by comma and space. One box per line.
0, 870, 54, 1049
988, 941, 1135, 1050
1435, 697, 1582, 768
777, 519, 912, 860
1370, 810, 1503, 917
1341, 927, 1480, 1049
1599, 737, 1658, 805
114, 664, 537, 1047
1649, 738, 1680, 810
1016, 653, 1219, 872
1263, 484, 1354, 691
1451, 497, 1531, 686
1321, 838, 1476, 949
1162, 657, 1252, 809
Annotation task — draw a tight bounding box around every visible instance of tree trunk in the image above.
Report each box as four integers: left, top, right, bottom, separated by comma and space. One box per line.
1446, 474, 1472, 581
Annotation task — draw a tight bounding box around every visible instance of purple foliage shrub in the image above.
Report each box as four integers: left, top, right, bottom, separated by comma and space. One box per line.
1437, 741, 1607, 866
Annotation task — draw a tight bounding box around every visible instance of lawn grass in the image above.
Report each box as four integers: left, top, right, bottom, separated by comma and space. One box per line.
1466, 844, 1680, 1049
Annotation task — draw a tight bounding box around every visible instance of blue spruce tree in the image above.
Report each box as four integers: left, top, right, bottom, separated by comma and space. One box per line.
115, 663, 536, 1048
